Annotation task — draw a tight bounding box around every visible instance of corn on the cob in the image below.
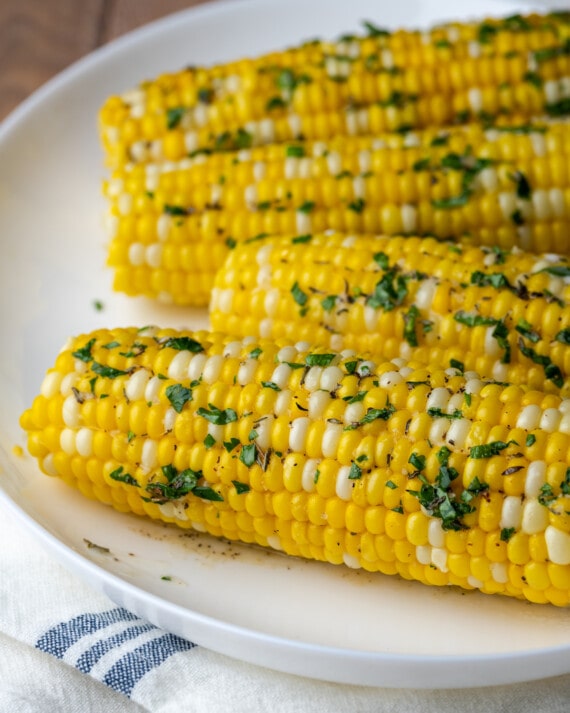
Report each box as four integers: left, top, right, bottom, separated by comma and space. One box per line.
20, 326, 570, 606
99, 12, 570, 166
105, 119, 568, 204
105, 119, 570, 305
210, 231, 570, 396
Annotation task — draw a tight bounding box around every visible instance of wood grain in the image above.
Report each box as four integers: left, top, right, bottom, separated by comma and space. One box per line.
0, 0, 217, 121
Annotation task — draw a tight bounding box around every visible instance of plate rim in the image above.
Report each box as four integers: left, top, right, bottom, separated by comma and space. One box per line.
1, 0, 570, 689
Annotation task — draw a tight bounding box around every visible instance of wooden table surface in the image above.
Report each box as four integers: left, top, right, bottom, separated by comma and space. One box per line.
0, 0, 218, 121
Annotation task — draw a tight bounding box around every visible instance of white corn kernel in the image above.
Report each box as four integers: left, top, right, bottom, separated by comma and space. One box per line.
545, 526, 570, 565
320, 366, 344, 391
141, 439, 158, 473
416, 545, 432, 565
500, 495, 523, 529
188, 353, 208, 381
60, 428, 76, 455
289, 417, 310, 451
540, 408, 562, 433
431, 548, 448, 572
308, 391, 330, 419
41, 371, 62, 399
336, 465, 354, 501
516, 404, 542, 430
75, 428, 93, 457
62, 394, 80, 428
521, 499, 549, 534
125, 368, 152, 402
428, 519, 445, 548
302, 458, 320, 493
322, 423, 343, 458
525, 461, 546, 497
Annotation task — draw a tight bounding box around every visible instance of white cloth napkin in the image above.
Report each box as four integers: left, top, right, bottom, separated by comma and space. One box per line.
2, 504, 570, 713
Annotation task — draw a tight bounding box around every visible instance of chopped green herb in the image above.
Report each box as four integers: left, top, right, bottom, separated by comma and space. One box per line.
266, 96, 287, 111
360, 404, 395, 423
454, 311, 499, 327
412, 157, 431, 171
166, 106, 186, 129
348, 462, 362, 480
545, 98, 570, 117
478, 22, 498, 44
367, 270, 408, 311
232, 480, 250, 494
403, 305, 421, 347
538, 482, 557, 507
362, 20, 391, 36
509, 170, 532, 199
511, 209, 525, 226
261, 380, 281, 391
292, 234, 312, 244
430, 134, 449, 147
515, 318, 540, 343
305, 353, 336, 367
500, 527, 516, 542
386, 480, 398, 490
91, 362, 130, 379
450, 358, 464, 373
72, 338, 96, 363
165, 384, 192, 413
239, 443, 258, 467
518, 338, 564, 388
526, 434, 536, 447
225, 236, 237, 249
203, 434, 216, 449
427, 408, 463, 420
291, 281, 308, 307
285, 145, 305, 157
555, 328, 570, 345
161, 336, 204, 353
523, 71, 543, 89
164, 204, 191, 216
193, 486, 224, 502
321, 294, 337, 312
539, 265, 570, 277
408, 453, 426, 472
197, 403, 238, 425
297, 201, 315, 213
145, 466, 200, 503
373, 251, 390, 270
223, 438, 241, 452
492, 320, 511, 364
470, 271, 511, 289
469, 440, 515, 459
109, 466, 139, 487
348, 198, 365, 213
249, 347, 262, 358
345, 391, 367, 404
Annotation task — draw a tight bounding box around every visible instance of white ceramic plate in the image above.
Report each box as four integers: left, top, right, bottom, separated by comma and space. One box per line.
1, 0, 569, 689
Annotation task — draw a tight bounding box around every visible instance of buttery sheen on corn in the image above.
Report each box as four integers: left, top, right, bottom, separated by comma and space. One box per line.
104, 119, 570, 306
99, 12, 570, 166
20, 327, 570, 606
210, 231, 570, 396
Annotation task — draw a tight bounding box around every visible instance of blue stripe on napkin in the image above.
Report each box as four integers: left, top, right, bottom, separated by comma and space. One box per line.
104, 632, 195, 696
36, 607, 196, 697
36, 607, 139, 658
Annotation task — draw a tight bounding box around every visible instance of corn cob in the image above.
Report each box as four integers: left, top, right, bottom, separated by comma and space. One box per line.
210, 231, 570, 396
105, 120, 570, 305
105, 119, 568, 205
20, 326, 570, 606
99, 13, 570, 166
